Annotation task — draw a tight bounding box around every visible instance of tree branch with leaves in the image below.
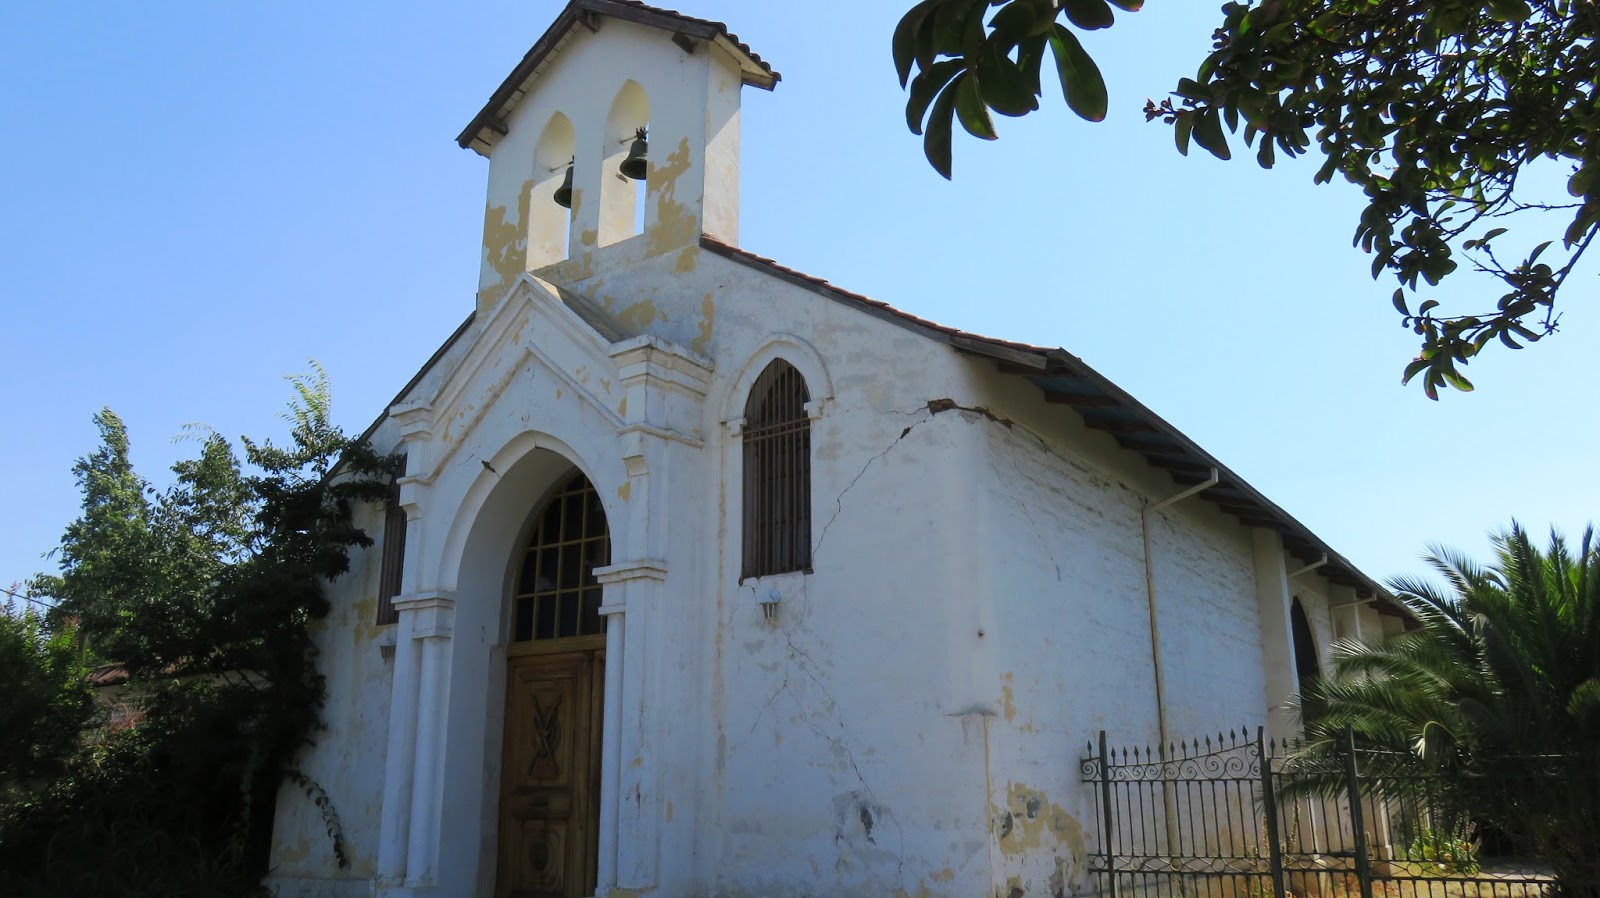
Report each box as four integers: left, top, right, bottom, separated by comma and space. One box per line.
895, 0, 1600, 397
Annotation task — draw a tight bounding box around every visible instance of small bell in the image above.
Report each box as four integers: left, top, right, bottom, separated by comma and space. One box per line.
552, 161, 574, 209
619, 127, 648, 181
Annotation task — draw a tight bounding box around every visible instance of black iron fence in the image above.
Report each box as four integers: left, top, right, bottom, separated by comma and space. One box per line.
1080, 728, 1564, 898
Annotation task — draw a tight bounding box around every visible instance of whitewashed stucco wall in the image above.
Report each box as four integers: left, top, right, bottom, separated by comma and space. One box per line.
267, 422, 401, 893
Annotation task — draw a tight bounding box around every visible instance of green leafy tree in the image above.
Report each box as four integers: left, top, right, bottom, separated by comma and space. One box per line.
0, 597, 93, 798
2, 364, 392, 896
1296, 524, 1600, 892
894, 0, 1599, 397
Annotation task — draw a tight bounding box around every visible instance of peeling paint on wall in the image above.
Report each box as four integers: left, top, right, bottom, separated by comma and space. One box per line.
646, 137, 697, 256
991, 783, 1088, 897
478, 179, 533, 310
999, 673, 1018, 724
674, 246, 698, 274
617, 299, 660, 332
691, 291, 715, 355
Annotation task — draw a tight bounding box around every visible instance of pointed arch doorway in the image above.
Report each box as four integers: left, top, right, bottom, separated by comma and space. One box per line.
497, 470, 610, 898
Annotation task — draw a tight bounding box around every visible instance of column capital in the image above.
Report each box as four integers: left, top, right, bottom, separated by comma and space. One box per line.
594, 560, 666, 616
393, 591, 456, 640
593, 559, 667, 586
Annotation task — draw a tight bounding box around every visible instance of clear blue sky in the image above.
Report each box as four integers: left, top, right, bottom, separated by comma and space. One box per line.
2, 1, 1594, 594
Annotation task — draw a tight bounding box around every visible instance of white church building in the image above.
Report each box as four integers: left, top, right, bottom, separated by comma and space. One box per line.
264, 2, 1406, 897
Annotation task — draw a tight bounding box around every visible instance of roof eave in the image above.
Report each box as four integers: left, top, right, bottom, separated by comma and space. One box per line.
455, 0, 777, 155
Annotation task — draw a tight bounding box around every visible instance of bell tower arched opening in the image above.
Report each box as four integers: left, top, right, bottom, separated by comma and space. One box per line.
599, 80, 649, 247
530, 113, 577, 268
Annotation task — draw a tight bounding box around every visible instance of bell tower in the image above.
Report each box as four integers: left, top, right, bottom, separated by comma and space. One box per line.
458, 0, 778, 313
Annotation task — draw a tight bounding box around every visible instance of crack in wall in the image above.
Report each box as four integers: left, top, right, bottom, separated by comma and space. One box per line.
815, 397, 1068, 577
811, 402, 938, 561
778, 626, 907, 892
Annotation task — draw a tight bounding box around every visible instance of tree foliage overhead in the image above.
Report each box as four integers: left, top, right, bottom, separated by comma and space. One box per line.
2, 365, 392, 896
1295, 524, 1600, 891
895, 0, 1599, 397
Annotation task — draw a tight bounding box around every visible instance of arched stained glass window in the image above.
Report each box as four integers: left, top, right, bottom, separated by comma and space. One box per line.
510, 472, 610, 642
741, 360, 811, 579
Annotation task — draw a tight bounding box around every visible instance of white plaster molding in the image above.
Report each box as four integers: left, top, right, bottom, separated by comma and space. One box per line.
396, 474, 432, 516
610, 335, 715, 400
718, 333, 837, 424
616, 421, 704, 449
593, 559, 668, 586
620, 440, 650, 478
390, 400, 436, 440
394, 592, 456, 640
725, 402, 825, 437
421, 275, 629, 481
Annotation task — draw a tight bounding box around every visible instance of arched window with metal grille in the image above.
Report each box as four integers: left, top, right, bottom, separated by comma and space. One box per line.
741, 360, 812, 579
510, 471, 611, 643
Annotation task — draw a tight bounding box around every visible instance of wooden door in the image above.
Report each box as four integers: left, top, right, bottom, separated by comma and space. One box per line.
498, 650, 603, 898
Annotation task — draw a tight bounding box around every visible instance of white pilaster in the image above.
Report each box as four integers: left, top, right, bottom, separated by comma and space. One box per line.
376, 610, 421, 886
596, 610, 626, 895
392, 592, 456, 887
1252, 529, 1297, 739
595, 560, 668, 890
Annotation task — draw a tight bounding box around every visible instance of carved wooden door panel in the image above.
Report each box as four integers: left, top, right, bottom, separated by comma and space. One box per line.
498, 651, 602, 898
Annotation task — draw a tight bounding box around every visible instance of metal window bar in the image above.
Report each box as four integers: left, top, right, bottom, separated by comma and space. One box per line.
510, 472, 610, 642
741, 360, 811, 579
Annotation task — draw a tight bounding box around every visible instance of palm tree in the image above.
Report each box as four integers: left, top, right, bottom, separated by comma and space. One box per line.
1295, 524, 1600, 894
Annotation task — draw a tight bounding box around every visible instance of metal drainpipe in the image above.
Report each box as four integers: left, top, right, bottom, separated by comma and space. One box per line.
1289, 554, 1329, 579
1141, 467, 1219, 755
